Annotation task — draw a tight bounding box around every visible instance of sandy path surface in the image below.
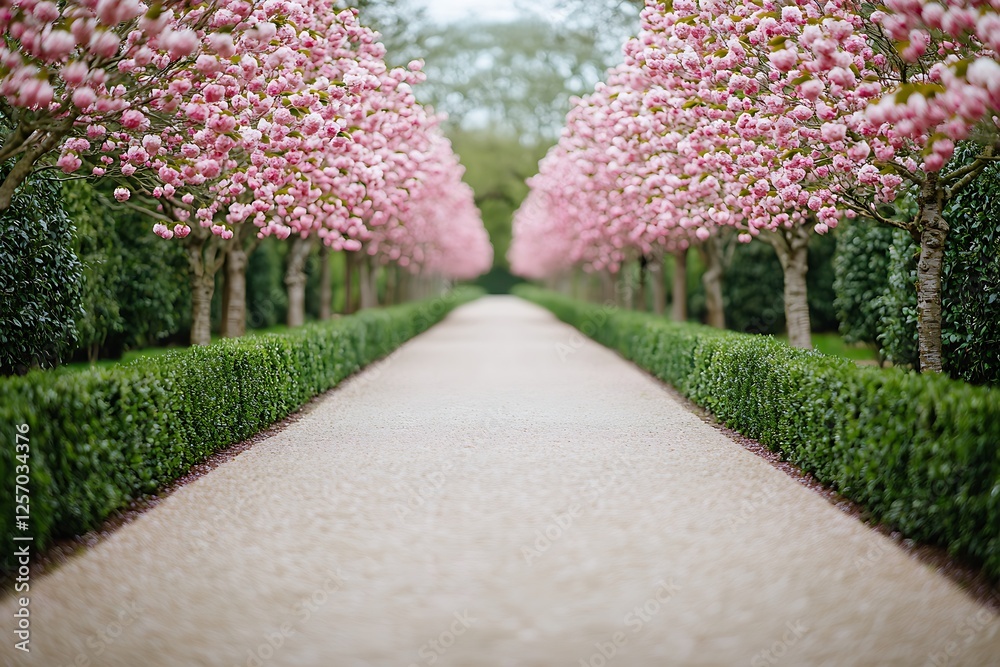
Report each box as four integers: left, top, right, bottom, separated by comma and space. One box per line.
2, 296, 997, 667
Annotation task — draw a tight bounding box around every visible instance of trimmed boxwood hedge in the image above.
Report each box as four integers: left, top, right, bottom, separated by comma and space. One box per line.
0, 289, 480, 572
515, 286, 1000, 580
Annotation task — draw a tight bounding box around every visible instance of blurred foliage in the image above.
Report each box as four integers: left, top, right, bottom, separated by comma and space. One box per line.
807, 232, 839, 332
100, 187, 191, 353
716, 234, 837, 335
940, 144, 1000, 385
833, 220, 895, 357
416, 19, 610, 141
62, 181, 189, 360
63, 181, 124, 360
472, 266, 526, 295
344, 0, 427, 65
0, 173, 82, 375
249, 239, 291, 329
449, 129, 550, 267
877, 230, 921, 368
722, 241, 785, 335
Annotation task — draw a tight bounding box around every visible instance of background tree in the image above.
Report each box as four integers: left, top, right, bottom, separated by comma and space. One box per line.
0, 173, 82, 374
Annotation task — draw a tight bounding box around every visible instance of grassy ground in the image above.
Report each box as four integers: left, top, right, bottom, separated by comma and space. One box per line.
777, 332, 880, 364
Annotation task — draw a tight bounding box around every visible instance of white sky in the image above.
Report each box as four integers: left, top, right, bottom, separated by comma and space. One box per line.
420, 0, 569, 24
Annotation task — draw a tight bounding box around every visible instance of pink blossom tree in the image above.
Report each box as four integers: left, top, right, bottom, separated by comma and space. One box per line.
535, 0, 1000, 359
2, 1, 491, 344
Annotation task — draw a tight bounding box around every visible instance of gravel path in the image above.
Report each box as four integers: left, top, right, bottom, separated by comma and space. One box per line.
3, 296, 998, 667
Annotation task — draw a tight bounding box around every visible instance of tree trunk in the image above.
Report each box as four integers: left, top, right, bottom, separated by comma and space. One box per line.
185, 234, 225, 346
769, 226, 812, 349
647, 258, 666, 315
319, 245, 332, 320
343, 252, 356, 314
600, 271, 614, 303
915, 183, 948, 373
699, 237, 726, 329
359, 254, 378, 310
384, 264, 396, 306
637, 257, 648, 312
671, 248, 687, 322
221, 246, 249, 337
285, 237, 312, 328
398, 269, 410, 304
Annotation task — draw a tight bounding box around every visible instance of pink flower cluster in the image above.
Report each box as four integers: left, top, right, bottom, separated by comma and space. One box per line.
509, 0, 999, 278
1, 0, 491, 279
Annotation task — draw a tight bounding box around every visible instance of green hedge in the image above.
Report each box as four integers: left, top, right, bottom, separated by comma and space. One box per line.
515, 286, 1000, 579
0, 289, 480, 571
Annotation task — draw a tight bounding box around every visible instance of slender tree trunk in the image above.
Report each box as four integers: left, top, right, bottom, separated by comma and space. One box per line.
319, 245, 333, 320
637, 257, 648, 312
615, 271, 629, 309
384, 264, 396, 306
699, 237, 726, 329
185, 234, 225, 346
398, 269, 410, 304
190, 271, 215, 346
915, 181, 948, 373
768, 226, 812, 349
600, 271, 614, 303
285, 237, 312, 328
917, 213, 948, 373
589, 271, 602, 303
647, 258, 666, 315
344, 252, 357, 314
221, 246, 249, 337
671, 248, 688, 322
359, 254, 378, 310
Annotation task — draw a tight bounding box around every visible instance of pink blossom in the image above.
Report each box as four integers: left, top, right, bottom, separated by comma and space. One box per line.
120, 109, 145, 129
57, 153, 82, 173
71, 87, 97, 109
114, 187, 131, 202
89, 30, 121, 59
820, 123, 848, 143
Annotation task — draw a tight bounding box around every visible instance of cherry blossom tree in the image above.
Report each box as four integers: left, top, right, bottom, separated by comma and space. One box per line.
636, 0, 999, 361
514, 0, 999, 361
3, 0, 492, 344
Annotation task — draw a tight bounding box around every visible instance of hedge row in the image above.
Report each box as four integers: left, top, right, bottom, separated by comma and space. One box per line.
0, 289, 480, 572
515, 286, 1000, 579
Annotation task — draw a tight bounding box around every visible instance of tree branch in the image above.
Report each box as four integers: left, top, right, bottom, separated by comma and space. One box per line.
944, 145, 995, 198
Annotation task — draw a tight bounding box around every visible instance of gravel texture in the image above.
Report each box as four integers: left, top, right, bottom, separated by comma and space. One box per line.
2, 296, 998, 667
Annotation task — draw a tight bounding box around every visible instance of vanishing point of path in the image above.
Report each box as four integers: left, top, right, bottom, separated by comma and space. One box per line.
3, 297, 998, 667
